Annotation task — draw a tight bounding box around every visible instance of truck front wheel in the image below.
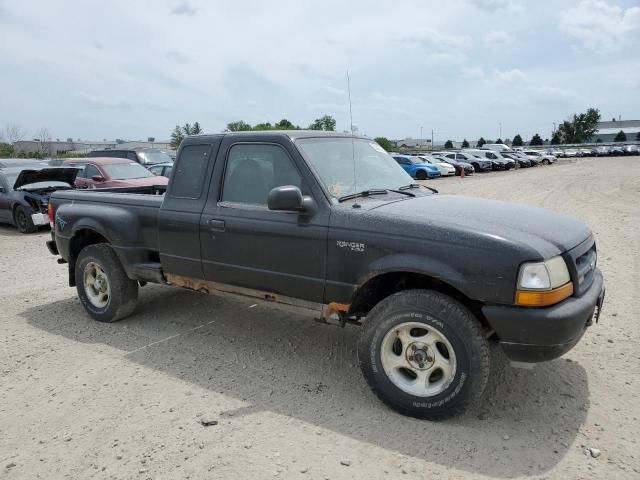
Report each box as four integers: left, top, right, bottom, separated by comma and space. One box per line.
75, 244, 138, 322
358, 290, 490, 419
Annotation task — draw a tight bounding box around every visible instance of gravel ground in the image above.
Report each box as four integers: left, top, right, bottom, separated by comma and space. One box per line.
1, 156, 638, 479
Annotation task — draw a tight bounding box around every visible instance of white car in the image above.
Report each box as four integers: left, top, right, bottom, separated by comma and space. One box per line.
417, 155, 456, 176
522, 150, 556, 165
562, 149, 579, 158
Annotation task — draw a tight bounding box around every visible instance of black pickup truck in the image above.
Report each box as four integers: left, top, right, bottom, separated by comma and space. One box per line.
46, 131, 605, 419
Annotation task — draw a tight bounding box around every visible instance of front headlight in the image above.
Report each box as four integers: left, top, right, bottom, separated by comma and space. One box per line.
516, 256, 572, 307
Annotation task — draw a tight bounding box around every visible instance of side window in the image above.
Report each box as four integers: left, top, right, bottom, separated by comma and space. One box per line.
170, 145, 210, 199
446, 154, 455, 159
70, 164, 88, 178
127, 152, 138, 161
221, 144, 303, 205
86, 165, 101, 178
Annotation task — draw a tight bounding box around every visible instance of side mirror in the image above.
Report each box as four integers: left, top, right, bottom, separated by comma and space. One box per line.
268, 185, 306, 212
91, 175, 105, 182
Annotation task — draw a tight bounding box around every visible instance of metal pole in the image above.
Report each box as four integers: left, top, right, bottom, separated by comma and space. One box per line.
420, 126, 423, 148
431, 129, 434, 151
499, 122, 502, 140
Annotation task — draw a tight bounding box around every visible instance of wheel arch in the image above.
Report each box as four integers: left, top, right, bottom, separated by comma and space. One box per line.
68, 226, 111, 286
349, 270, 491, 332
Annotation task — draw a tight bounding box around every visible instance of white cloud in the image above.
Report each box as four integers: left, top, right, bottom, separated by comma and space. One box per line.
469, 0, 512, 12
463, 66, 485, 78
559, 0, 640, 52
490, 68, 526, 85
170, 0, 197, 16
485, 30, 513, 46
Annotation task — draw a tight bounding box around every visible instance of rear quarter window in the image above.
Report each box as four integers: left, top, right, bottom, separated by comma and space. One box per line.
169, 145, 210, 199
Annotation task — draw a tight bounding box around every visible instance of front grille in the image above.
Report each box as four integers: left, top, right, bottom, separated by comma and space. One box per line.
563, 237, 596, 297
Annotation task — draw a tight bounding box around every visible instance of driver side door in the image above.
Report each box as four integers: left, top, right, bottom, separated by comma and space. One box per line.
200, 140, 329, 303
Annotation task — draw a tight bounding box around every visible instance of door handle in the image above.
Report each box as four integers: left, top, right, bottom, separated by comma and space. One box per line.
208, 219, 225, 232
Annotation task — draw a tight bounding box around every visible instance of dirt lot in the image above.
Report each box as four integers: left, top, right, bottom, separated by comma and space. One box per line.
1, 156, 639, 479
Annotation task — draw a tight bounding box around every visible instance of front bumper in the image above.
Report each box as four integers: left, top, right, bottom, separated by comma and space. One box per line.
482, 269, 604, 363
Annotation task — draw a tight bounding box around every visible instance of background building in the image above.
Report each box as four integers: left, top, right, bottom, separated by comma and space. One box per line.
593, 120, 640, 142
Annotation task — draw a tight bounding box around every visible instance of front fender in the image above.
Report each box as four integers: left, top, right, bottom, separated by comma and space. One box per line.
356, 253, 470, 298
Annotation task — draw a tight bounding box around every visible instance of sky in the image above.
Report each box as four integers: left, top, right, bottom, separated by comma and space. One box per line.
0, 0, 639, 143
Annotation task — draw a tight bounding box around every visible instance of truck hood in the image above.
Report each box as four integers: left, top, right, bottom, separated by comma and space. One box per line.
14, 168, 79, 190
370, 194, 591, 257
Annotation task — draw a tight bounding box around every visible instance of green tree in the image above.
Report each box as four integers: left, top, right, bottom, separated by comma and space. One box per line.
226, 120, 253, 132
596, 138, 603, 143
512, 134, 523, 146
614, 130, 627, 142
444, 140, 454, 149
635, 131, 640, 141
476, 137, 486, 147
274, 119, 298, 130
170, 126, 184, 149
557, 108, 601, 143
191, 122, 202, 135
0, 142, 14, 158
461, 139, 469, 148
495, 138, 503, 144
374, 137, 393, 151
309, 115, 336, 131
253, 122, 273, 131
550, 131, 562, 145
529, 133, 543, 146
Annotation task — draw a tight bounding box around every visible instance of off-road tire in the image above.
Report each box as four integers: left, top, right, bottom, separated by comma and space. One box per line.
75, 244, 138, 322
358, 289, 490, 420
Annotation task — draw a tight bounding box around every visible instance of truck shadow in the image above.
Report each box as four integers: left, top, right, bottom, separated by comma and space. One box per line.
22, 285, 590, 478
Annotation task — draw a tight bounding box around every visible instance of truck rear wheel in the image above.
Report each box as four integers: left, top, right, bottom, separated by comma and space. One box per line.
358, 290, 490, 419
75, 244, 138, 322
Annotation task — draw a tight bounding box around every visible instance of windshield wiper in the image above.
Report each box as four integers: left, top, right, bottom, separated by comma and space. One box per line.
386, 188, 415, 197
400, 182, 438, 194
337, 189, 389, 203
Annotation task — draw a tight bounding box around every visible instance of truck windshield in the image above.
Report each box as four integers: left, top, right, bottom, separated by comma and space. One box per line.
103, 163, 154, 180
297, 138, 413, 201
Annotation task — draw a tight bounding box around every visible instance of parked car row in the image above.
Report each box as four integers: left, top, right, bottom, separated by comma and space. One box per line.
0, 152, 173, 233
391, 145, 556, 180
546, 144, 638, 157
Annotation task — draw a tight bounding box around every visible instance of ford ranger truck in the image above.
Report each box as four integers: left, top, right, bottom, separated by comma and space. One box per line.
46, 131, 605, 420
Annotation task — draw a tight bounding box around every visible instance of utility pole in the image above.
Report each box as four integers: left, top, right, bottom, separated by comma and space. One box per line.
420, 126, 423, 148
499, 122, 502, 140
431, 129, 434, 151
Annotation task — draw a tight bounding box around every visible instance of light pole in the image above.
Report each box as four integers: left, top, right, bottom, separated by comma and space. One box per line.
420, 126, 423, 148
431, 128, 434, 151
499, 122, 502, 140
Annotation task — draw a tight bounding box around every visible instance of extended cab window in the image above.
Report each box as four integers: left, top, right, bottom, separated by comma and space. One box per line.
222, 144, 303, 205
170, 145, 210, 199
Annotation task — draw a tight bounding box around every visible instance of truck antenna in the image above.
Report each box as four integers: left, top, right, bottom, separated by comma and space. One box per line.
347, 70, 360, 208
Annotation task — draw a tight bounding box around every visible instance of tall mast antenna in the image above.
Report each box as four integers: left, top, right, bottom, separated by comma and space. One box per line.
347, 70, 359, 208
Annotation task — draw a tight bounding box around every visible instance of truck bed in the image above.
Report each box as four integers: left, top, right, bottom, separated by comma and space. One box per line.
51, 188, 165, 254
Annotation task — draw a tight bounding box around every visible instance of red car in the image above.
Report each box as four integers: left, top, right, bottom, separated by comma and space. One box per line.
63, 158, 169, 189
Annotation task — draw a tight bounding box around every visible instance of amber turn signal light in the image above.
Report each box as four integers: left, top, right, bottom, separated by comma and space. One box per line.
515, 282, 573, 307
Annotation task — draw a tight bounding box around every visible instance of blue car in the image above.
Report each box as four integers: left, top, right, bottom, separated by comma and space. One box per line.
392, 155, 441, 180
